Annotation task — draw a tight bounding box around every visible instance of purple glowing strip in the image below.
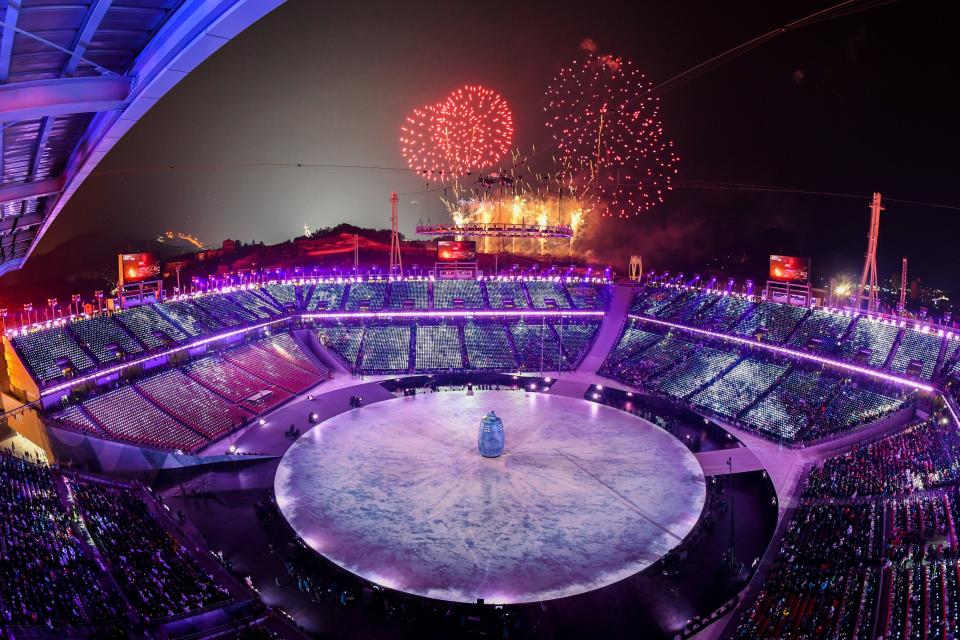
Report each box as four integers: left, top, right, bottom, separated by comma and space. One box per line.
302, 310, 605, 320
41, 309, 601, 397
41, 317, 289, 397
629, 314, 936, 393
944, 394, 960, 427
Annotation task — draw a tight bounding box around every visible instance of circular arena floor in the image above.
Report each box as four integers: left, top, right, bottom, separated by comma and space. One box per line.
274, 390, 706, 604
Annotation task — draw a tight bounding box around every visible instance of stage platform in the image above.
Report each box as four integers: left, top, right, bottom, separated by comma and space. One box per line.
275, 390, 706, 604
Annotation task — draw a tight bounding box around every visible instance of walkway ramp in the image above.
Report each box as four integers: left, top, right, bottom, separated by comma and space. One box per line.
578, 285, 633, 373
549, 379, 592, 399
695, 448, 764, 476
294, 329, 352, 376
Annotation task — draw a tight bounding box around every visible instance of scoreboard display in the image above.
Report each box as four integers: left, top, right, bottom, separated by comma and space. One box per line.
769, 255, 811, 284
437, 240, 476, 262
119, 253, 161, 285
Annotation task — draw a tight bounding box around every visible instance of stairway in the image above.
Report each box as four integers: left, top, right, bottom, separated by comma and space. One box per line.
578, 284, 633, 373
457, 324, 469, 368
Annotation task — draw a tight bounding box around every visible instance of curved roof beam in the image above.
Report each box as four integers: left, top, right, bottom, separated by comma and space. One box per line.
0, 0, 287, 275
0, 76, 131, 122
0, 176, 64, 206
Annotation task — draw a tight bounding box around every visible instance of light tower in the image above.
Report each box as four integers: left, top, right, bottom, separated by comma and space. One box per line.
855, 192, 883, 312
898, 257, 908, 315
389, 192, 402, 276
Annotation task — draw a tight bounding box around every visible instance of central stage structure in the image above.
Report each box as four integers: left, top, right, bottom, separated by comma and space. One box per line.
275, 391, 706, 604
415, 222, 573, 239
478, 411, 505, 457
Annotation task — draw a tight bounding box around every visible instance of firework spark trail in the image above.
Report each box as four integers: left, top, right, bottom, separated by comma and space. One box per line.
544, 51, 680, 217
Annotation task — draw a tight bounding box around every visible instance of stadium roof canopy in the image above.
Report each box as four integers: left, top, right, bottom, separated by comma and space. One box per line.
0, 0, 285, 275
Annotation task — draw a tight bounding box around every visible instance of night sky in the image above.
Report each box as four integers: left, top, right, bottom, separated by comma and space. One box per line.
30, 0, 960, 289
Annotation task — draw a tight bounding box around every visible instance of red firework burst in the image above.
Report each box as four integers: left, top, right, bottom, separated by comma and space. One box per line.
399, 103, 447, 179
544, 53, 679, 217
400, 85, 514, 181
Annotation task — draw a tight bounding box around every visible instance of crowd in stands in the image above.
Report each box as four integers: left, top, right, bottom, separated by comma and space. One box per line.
803, 418, 960, 499
360, 325, 412, 371
890, 327, 944, 380
386, 281, 429, 309
691, 359, 788, 420
70, 478, 231, 620
484, 280, 531, 309
8, 278, 608, 388
0, 451, 122, 630
648, 347, 740, 400
787, 308, 852, 352
305, 282, 346, 311
525, 280, 571, 308
628, 284, 950, 383
432, 280, 485, 309
0, 449, 242, 636
600, 319, 913, 445
344, 281, 388, 311
741, 369, 840, 441
736, 412, 960, 640
315, 318, 601, 374
731, 300, 810, 344
735, 502, 881, 639
11, 327, 95, 383
414, 324, 464, 369
463, 322, 516, 369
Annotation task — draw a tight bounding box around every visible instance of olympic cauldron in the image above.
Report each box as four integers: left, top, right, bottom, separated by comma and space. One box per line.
477, 411, 505, 458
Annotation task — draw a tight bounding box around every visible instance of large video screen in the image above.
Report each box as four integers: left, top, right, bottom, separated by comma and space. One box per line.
437, 240, 476, 262
769, 255, 811, 283
119, 252, 161, 285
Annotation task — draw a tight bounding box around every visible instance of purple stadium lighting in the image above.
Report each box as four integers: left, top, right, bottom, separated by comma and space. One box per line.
41, 317, 289, 397
629, 314, 936, 393
37, 307, 602, 397
302, 310, 604, 321
944, 397, 960, 426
